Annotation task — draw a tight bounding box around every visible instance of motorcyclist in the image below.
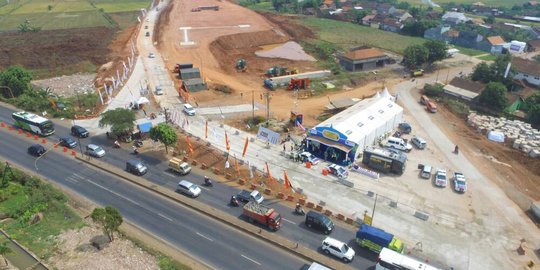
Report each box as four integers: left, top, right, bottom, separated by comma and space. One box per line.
114, 140, 120, 148
132, 145, 139, 154
295, 203, 305, 215
230, 195, 239, 206
204, 176, 212, 186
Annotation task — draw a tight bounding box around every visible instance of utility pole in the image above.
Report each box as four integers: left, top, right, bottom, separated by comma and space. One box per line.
265, 92, 271, 127
251, 90, 255, 123
371, 193, 378, 225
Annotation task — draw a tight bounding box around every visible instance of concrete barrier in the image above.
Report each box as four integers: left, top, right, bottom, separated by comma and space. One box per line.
238, 179, 245, 185
306, 202, 315, 208
286, 195, 294, 202
75, 156, 356, 270
324, 210, 332, 216
277, 192, 284, 199
264, 188, 272, 195
315, 205, 323, 212
345, 217, 354, 224
201, 163, 208, 170
213, 168, 221, 175
191, 160, 198, 166
336, 214, 345, 221
298, 198, 306, 205
250, 183, 257, 190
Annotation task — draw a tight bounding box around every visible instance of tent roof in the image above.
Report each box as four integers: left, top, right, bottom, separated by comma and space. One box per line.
138, 122, 152, 133
316, 95, 403, 144
136, 97, 150, 105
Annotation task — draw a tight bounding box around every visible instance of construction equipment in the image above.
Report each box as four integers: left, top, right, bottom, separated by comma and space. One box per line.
266, 66, 287, 77
288, 78, 309, 90
236, 59, 247, 72
191, 8, 201, 12
411, 69, 424, 77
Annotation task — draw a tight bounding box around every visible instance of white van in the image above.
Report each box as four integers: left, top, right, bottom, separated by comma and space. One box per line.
420, 165, 432, 179
386, 137, 413, 152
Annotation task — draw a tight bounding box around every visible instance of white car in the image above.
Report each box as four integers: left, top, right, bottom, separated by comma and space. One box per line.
183, 104, 196, 116
155, 85, 163, 95
299, 152, 320, 165
434, 169, 447, 187
453, 172, 467, 193
321, 237, 355, 263
148, 52, 155, 58
86, 144, 106, 158
176, 180, 201, 198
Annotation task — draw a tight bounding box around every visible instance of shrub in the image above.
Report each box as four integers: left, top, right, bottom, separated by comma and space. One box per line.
423, 83, 444, 97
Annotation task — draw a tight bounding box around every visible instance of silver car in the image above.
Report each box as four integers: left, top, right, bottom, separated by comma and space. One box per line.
86, 144, 105, 158
176, 180, 201, 198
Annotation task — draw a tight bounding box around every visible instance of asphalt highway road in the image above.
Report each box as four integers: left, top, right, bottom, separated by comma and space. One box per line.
0, 104, 377, 269
0, 125, 308, 270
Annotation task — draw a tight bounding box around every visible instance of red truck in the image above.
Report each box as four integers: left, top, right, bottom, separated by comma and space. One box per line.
242, 201, 282, 231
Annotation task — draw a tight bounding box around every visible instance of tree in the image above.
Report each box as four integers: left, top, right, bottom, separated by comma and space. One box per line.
99, 108, 136, 137
0, 241, 11, 266
149, 123, 178, 154
478, 82, 508, 112
91, 206, 123, 241
471, 62, 492, 83
529, 104, 540, 127
402, 20, 438, 37
526, 92, 540, 109
403, 44, 429, 70
485, 15, 495, 24
533, 54, 540, 63
424, 40, 447, 64
0, 66, 33, 98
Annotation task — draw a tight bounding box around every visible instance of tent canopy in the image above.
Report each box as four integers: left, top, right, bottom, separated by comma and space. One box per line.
136, 97, 150, 105
138, 122, 152, 133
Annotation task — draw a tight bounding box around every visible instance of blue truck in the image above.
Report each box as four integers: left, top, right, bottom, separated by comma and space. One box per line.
356, 223, 404, 254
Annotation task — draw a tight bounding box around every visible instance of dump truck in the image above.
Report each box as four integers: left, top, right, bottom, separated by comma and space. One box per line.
242, 201, 281, 231
168, 158, 192, 175
356, 223, 404, 254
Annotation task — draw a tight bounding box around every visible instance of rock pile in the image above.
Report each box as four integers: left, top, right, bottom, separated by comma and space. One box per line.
467, 112, 540, 158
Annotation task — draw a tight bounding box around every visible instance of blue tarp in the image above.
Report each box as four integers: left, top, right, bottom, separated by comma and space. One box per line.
356, 223, 393, 246
138, 122, 152, 133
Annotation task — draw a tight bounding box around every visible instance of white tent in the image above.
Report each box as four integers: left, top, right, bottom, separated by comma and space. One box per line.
136, 97, 150, 105
314, 93, 403, 157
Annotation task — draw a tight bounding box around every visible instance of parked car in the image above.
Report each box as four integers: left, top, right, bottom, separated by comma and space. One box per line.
299, 152, 320, 165
411, 136, 427, 150
145, 31, 150, 37
183, 104, 196, 116
148, 52, 155, 58
398, 122, 411, 134
420, 165, 432, 179
434, 169, 447, 187
321, 237, 355, 263
326, 164, 349, 179
71, 125, 89, 138
305, 210, 334, 234
453, 172, 467, 193
155, 85, 163, 95
385, 137, 412, 152
59, 136, 78, 148
86, 144, 105, 158
176, 180, 201, 198
28, 144, 46, 157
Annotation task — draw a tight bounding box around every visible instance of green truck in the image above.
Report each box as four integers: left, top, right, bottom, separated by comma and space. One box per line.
356, 223, 404, 254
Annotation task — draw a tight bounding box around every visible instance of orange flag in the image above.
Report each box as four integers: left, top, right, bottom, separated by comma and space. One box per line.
265, 162, 272, 181
205, 120, 208, 139
235, 156, 239, 175
284, 171, 291, 189
225, 130, 230, 151
186, 134, 193, 154
242, 137, 249, 158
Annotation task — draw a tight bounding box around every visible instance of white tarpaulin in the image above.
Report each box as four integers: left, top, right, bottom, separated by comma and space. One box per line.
136, 97, 150, 105
487, 131, 505, 142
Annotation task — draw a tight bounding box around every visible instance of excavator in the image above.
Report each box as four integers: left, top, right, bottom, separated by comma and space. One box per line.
236, 59, 247, 72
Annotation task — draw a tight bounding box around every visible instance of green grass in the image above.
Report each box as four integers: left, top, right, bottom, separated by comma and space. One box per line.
454, 46, 486, 56
478, 54, 497, 61
0, 10, 113, 30
243, 1, 275, 11
300, 17, 425, 54
127, 234, 192, 270
94, 2, 150, 13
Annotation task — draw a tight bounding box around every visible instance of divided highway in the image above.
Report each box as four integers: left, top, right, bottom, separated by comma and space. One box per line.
0, 104, 377, 269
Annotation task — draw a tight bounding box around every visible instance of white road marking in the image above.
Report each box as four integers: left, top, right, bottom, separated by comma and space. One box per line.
157, 213, 173, 222
241, 254, 261, 266
86, 179, 141, 206
199, 186, 210, 191
196, 232, 213, 242
282, 218, 296, 225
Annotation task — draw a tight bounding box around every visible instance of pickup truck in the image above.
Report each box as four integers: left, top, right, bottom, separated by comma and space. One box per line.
434, 169, 447, 187
356, 223, 404, 254
168, 158, 192, 175
243, 201, 281, 231
237, 190, 264, 204
453, 172, 467, 193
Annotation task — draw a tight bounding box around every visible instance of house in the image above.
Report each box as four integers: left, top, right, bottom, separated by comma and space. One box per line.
486, 36, 506, 54
443, 77, 486, 104
511, 57, 540, 87
424, 26, 453, 42
526, 26, 540, 39
392, 10, 412, 22
527, 39, 540, 52
375, 3, 396, 15
442, 12, 471, 25
338, 47, 389, 72
379, 18, 403, 33
362, 14, 376, 26
454, 31, 491, 52
320, 0, 336, 10
369, 14, 387, 29
472, 5, 500, 16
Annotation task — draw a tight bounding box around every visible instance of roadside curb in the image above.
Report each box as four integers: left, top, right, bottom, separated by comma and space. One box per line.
76, 155, 356, 270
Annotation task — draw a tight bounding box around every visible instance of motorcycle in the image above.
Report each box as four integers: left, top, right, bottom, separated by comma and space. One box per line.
113, 141, 121, 149
132, 146, 139, 155
203, 177, 213, 187
134, 140, 143, 148
230, 196, 239, 207
294, 204, 305, 216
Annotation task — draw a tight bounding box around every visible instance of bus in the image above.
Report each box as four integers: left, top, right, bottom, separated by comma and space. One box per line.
376, 248, 442, 270
12, 111, 55, 136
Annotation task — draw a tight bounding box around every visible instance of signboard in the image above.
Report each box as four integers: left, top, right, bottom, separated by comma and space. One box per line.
322, 130, 340, 141
256, 127, 280, 145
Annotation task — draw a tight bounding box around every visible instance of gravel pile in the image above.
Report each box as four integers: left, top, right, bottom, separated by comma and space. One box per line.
255, 41, 316, 61
32, 73, 96, 97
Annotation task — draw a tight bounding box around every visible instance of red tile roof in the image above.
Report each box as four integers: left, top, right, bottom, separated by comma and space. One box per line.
343, 48, 386, 60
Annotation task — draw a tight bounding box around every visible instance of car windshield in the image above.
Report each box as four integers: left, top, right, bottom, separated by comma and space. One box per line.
189, 185, 198, 191
253, 193, 262, 200
437, 175, 445, 180
341, 244, 349, 253
94, 146, 103, 152
136, 164, 144, 169
323, 218, 333, 227
457, 180, 466, 186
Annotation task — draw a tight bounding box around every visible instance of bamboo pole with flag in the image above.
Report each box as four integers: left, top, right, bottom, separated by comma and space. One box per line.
205, 120, 208, 139
186, 134, 193, 154
242, 137, 249, 158
225, 130, 230, 151
283, 170, 291, 190
265, 162, 272, 182
234, 155, 239, 176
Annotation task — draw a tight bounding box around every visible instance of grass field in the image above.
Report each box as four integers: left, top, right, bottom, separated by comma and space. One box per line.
400, 0, 531, 8
0, 0, 149, 31
300, 17, 425, 54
